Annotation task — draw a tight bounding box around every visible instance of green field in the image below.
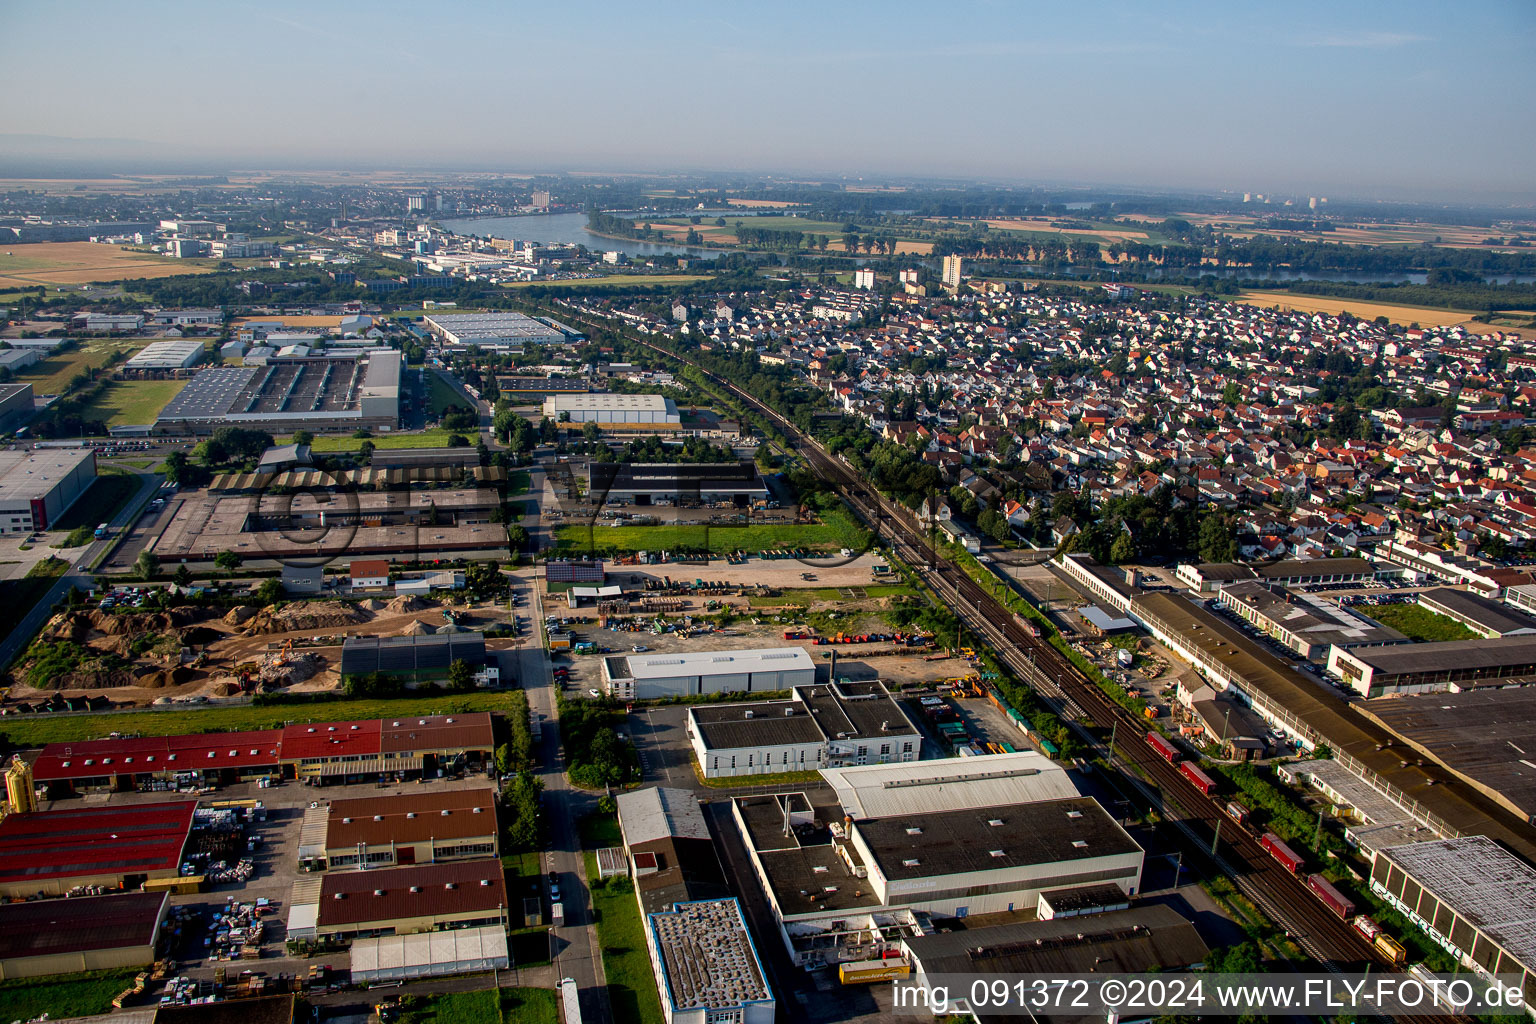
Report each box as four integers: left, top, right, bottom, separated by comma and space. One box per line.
428, 373, 470, 416
746, 583, 911, 607
505, 273, 713, 290
14, 338, 146, 394
0, 690, 523, 747
296, 428, 473, 452
0, 969, 141, 1022
401, 988, 500, 1024
500, 988, 557, 1024
75, 378, 189, 428
580, 814, 664, 1024
558, 522, 841, 556
1365, 601, 1478, 643
53, 469, 142, 530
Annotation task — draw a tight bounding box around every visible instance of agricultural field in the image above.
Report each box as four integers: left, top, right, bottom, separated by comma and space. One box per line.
505, 273, 713, 290
1365, 602, 1477, 644
0, 242, 207, 288
1237, 291, 1474, 328
75, 378, 188, 428
976, 218, 1156, 243
231, 314, 349, 328
11, 337, 148, 394
641, 217, 933, 254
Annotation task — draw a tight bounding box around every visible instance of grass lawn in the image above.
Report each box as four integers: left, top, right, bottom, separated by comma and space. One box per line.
298, 428, 471, 452
401, 988, 500, 1024
507, 927, 552, 969
52, 525, 96, 548
555, 511, 869, 557
53, 469, 141, 530
0, 969, 141, 1021
14, 338, 145, 394
1365, 601, 1477, 643
428, 373, 470, 416
579, 813, 664, 1024
747, 583, 912, 607
75, 378, 188, 428
508, 470, 531, 495
500, 987, 557, 1024
0, 557, 70, 640
0, 690, 525, 747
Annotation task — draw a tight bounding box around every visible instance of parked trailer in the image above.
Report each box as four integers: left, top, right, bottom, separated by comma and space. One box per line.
1225, 800, 1251, 826
1179, 761, 1218, 796
560, 977, 581, 1024
551, 901, 564, 925
838, 957, 911, 985
1145, 732, 1181, 763
1259, 832, 1305, 874
1306, 874, 1356, 920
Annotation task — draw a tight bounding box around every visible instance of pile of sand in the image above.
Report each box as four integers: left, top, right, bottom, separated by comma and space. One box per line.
244, 601, 372, 635
385, 595, 429, 614
400, 619, 434, 636
260, 652, 322, 686
224, 605, 261, 625
357, 598, 388, 612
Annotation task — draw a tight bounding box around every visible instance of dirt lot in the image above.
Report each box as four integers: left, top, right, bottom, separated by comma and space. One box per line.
0, 242, 209, 288
7, 592, 523, 708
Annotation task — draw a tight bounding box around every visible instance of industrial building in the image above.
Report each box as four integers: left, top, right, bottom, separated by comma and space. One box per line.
286, 858, 508, 942
423, 311, 574, 348
0, 891, 169, 980
647, 899, 775, 1024
1176, 557, 1377, 593
688, 681, 919, 778
0, 382, 34, 431
1359, 688, 1536, 826
1056, 553, 1141, 614
603, 646, 816, 700
1416, 588, 1536, 638
729, 754, 1144, 967
340, 632, 499, 687
349, 927, 509, 984
152, 350, 401, 434
124, 339, 205, 371
1217, 581, 1408, 659
543, 392, 681, 425
1327, 635, 1536, 697
298, 787, 499, 870
590, 461, 769, 507
29, 713, 495, 794
1370, 836, 1536, 1003
0, 448, 97, 533
0, 800, 196, 898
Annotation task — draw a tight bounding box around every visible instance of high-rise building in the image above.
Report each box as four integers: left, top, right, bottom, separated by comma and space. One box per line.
531, 191, 552, 209
1242, 193, 1252, 203
1309, 196, 1319, 210
407, 196, 426, 212
434, 193, 444, 212
942, 254, 964, 290
854, 267, 876, 290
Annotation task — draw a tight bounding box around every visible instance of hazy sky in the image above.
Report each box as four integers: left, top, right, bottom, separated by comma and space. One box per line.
4, 0, 1533, 201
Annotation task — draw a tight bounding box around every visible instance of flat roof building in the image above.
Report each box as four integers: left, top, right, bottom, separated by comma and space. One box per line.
1176, 557, 1376, 592
1417, 588, 1536, 639
349, 926, 509, 985
821, 750, 1077, 819
0, 891, 169, 980
297, 786, 499, 871
340, 632, 497, 687
590, 461, 769, 507
544, 392, 681, 425
0, 448, 96, 533
603, 646, 815, 700
124, 339, 204, 371
647, 899, 775, 1024
688, 681, 920, 778
1327, 635, 1536, 697
0, 382, 34, 431
424, 311, 569, 348
1218, 581, 1408, 660
0, 800, 196, 898
153, 351, 401, 434
287, 858, 508, 941
1370, 836, 1536, 1004
1058, 553, 1141, 614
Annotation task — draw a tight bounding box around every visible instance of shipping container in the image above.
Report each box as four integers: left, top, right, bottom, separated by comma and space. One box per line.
1179, 761, 1218, 795
1260, 832, 1305, 874
1374, 934, 1407, 965
1306, 874, 1356, 919
1145, 732, 1181, 763
1224, 801, 1251, 825
1352, 915, 1382, 943
956, 745, 977, 757
1038, 739, 1059, 758
838, 957, 910, 984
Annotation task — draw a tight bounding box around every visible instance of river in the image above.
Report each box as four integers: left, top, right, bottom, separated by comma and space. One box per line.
437, 212, 725, 260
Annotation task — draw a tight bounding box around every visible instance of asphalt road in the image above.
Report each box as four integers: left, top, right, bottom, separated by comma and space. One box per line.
0, 468, 161, 668
518, 574, 613, 1024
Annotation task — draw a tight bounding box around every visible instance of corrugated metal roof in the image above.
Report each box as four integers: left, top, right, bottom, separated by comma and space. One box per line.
616, 787, 711, 847
0, 891, 167, 960
315, 858, 507, 928
0, 801, 195, 883
618, 646, 813, 681
821, 751, 1079, 819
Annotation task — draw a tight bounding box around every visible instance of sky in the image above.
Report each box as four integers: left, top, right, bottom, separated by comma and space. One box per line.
3, 0, 1534, 202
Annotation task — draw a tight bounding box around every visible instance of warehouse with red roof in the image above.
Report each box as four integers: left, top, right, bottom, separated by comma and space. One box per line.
28, 713, 493, 796
0, 891, 169, 979
0, 801, 195, 898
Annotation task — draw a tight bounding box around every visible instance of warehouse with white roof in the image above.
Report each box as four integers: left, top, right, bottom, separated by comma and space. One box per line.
542, 392, 680, 425
603, 646, 816, 700
124, 339, 204, 371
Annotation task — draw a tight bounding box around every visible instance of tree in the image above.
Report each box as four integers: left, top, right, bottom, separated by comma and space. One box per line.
214, 550, 241, 569
447, 658, 476, 692
1198, 515, 1238, 563
135, 550, 160, 580
1110, 531, 1136, 564
164, 449, 190, 485
506, 524, 530, 550
292, 430, 314, 447
357, 439, 375, 465
255, 577, 283, 606
173, 563, 193, 587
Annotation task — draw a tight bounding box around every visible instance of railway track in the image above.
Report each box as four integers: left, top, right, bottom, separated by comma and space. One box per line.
561, 313, 1464, 1019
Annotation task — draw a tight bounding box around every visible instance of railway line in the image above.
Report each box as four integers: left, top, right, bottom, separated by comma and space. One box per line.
561, 313, 1465, 1019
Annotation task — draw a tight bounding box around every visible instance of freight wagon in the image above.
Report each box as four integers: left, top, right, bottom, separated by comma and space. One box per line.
1224, 800, 1251, 825
1179, 761, 1217, 795
1145, 732, 1181, 763
838, 957, 910, 984
1259, 832, 1305, 874
1306, 873, 1356, 919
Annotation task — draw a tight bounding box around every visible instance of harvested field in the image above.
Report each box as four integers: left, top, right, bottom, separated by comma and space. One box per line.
231, 314, 349, 328
1236, 292, 1473, 328
980, 218, 1150, 241
0, 242, 207, 288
